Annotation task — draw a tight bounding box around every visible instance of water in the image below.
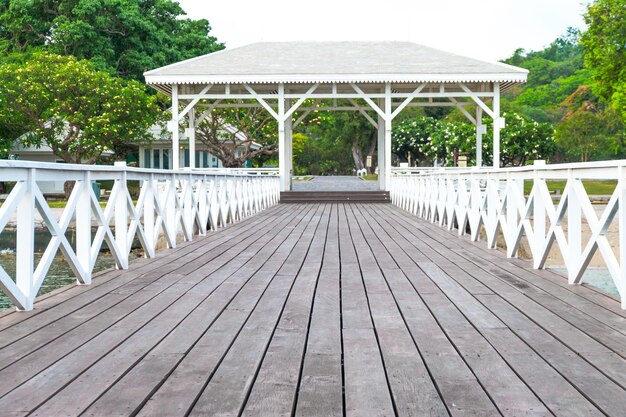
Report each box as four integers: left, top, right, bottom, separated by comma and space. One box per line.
550, 267, 619, 298
0, 228, 139, 311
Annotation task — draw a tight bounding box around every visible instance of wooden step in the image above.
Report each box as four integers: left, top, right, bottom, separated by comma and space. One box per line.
280, 191, 390, 203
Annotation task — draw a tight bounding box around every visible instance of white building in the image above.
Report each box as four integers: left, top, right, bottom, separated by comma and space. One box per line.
138, 123, 261, 170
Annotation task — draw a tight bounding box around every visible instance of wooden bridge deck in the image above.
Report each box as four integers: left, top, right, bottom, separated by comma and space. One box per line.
2, 203, 626, 416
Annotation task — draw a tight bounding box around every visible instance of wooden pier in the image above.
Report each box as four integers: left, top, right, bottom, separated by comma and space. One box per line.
2, 203, 626, 416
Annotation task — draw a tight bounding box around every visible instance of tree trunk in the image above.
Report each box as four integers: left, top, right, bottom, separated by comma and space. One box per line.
222, 159, 245, 168
64, 181, 75, 199
366, 135, 377, 173
352, 143, 365, 170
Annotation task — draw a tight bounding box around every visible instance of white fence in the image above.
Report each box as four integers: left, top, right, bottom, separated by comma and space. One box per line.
0, 161, 280, 311
390, 160, 626, 308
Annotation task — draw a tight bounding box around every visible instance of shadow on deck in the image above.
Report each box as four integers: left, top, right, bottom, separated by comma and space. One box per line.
1, 203, 626, 416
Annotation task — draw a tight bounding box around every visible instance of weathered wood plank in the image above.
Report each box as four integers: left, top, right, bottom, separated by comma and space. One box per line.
356, 205, 503, 417
403, 211, 626, 396
88, 205, 319, 417
241, 205, 331, 416
134, 206, 318, 417
188, 205, 326, 416
370, 204, 610, 416
347, 205, 448, 417
295, 204, 343, 417
33, 205, 314, 417
0, 205, 301, 414
0, 204, 292, 343
338, 205, 395, 417
2, 202, 626, 417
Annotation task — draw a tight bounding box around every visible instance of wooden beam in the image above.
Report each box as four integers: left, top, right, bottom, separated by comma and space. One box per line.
449, 97, 477, 125
348, 99, 378, 128
459, 83, 495, 118
391, 84, 426, 119
243, 84, 279, 120
350, 84, 387, 120
179, 84, 212, 119
284, 84, 319, 120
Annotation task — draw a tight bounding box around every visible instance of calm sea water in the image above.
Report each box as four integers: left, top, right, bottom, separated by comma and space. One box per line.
550, 267, 619, 298
0, 228, 138, 311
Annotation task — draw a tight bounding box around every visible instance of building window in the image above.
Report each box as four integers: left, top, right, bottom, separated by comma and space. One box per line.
162, 149, 170, 170
153, 149, 160, 169
144, 149, 151, 168
184, 149, 189, 168
203, 152, 209, 168
195, 151, 201, 168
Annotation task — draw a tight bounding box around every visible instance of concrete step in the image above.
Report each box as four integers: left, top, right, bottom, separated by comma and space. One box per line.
280, 191, 390, 203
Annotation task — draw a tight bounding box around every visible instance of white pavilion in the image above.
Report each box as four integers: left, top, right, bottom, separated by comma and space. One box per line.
144, 41, 528, 191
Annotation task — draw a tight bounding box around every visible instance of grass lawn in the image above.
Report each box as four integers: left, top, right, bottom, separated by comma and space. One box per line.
292, 176, 313, 181
523, 180, 616, 195
362, 174, 378, 181
47, 200, 108, 208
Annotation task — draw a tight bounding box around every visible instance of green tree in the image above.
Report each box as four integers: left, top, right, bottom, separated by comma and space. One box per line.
392, 116, 437, 166
0, 52, 161, 163
195, 106, 278, 168
425, 120, 477, 166
0, 0, 223, 80
420, 113, 554, 167
303, 106, 377, 173
582, 0, 626, 120
494, 112, 555, 166
555, 111, 609, 162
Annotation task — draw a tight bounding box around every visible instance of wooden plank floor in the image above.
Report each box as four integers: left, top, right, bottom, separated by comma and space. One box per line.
2, 203, 626, 416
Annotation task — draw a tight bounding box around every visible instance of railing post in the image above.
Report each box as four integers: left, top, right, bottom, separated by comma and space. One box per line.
76, 171, 92, 283
532, 161, 546, 268
143, 175, 156, 258
183, 174, 193, 241
197, 176, 208, 236
165, 175, 178, 247
618, 165, 626, 307
114, 162, 129, 269
15, 168, 35, 310
567, 168, 581, 284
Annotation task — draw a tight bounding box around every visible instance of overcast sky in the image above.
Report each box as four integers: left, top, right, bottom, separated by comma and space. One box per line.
177, 0, 587, 62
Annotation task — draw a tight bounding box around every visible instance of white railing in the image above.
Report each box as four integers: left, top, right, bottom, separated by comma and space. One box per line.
390, 160, 626, 308
0, 160, 280, 310
190, 167, 279, 176
390, 166, 467, 175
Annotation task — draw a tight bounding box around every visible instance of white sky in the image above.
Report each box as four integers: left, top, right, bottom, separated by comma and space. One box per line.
177, 0, 587, 62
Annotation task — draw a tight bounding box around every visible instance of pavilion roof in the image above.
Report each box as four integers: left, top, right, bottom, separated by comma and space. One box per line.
144, 41, 527, 89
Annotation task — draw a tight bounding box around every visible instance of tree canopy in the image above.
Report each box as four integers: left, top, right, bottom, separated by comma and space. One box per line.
0, 0, 222, 164
196, 107, 278, 168
0, 53, 161, 162
0, 0, 224, 80
582, 0, 626, 121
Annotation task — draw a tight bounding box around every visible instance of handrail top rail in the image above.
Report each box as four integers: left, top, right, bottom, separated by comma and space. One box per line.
391, 159, 626, 178
0, 160, 278, 177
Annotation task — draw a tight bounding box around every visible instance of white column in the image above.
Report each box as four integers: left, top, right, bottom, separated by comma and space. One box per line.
618, 165, 626, 307
384, 83, 392, 191
285, 98, 293, 191
377, 110, 385, 191
170, 84, 180, 170
277, 84, 287, 192
114, 161, 129, 269
16, 168, 35, 310
492, 82, 501, 169
475, 107, 484, 167
76, 171, 92, 284
138, 146, 145, 168
187, 108, 196, 169
143, 175, 156, 258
